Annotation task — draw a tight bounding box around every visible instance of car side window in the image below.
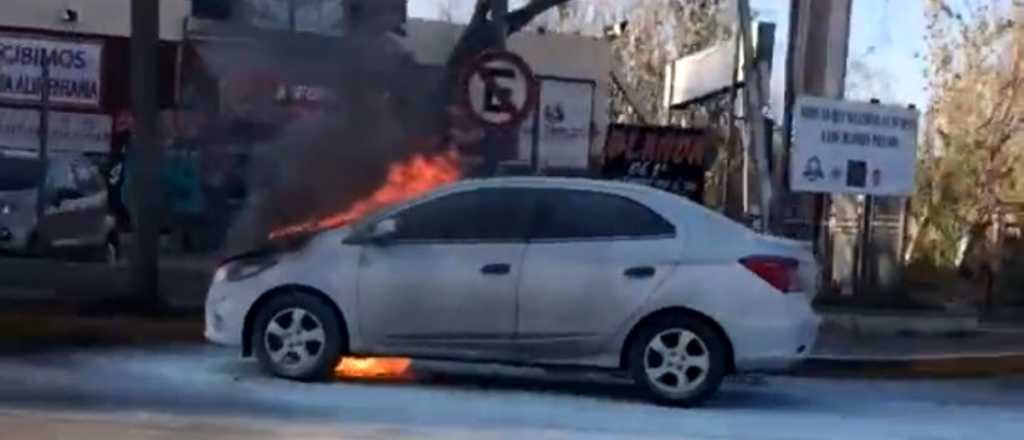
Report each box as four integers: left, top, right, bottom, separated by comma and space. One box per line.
533, 189, 674, 240
392, 188, 534, 242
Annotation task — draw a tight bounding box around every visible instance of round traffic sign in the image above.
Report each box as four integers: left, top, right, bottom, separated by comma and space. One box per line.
458, 50, 540, 129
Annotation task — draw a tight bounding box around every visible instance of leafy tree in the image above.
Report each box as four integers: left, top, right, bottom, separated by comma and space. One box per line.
908, 1, 1023, 268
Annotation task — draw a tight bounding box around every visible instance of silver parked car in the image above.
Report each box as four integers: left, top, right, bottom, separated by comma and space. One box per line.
0, 150, 119, 263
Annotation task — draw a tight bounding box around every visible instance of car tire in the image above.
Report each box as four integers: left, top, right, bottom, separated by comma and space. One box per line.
628, 316, 727, 407
252, 291, 345, 382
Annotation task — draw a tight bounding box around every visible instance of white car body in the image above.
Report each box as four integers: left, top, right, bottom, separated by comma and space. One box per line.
206, 177, 820, 378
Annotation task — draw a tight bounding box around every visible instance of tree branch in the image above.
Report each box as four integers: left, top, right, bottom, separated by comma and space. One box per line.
507, 0, 574, 34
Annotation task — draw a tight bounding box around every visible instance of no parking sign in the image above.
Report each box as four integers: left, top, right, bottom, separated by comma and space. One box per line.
458, 50, 540, 130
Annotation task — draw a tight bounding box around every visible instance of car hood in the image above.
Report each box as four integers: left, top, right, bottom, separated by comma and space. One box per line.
222, 226, 353, 265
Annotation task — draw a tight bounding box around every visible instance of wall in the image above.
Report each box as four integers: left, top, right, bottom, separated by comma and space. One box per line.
0, 0, 192, 41
401, 19, 613, 162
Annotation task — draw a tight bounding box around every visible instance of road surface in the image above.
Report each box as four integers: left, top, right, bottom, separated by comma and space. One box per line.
1, 345, 1023, 439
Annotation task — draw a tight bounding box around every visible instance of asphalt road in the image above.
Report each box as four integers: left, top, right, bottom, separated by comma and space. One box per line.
2, 345, 1024, 439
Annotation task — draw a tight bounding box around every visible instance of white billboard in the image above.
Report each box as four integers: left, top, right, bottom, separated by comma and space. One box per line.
790, 96, 919, 196
0, 108, 112, 153
537, 78, 594, 169
516, 78, 595, 170
663, 38, 739, 108
0, 35, 104, 107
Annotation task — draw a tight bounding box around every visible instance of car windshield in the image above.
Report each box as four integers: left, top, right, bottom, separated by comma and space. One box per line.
0, 157, 43, 191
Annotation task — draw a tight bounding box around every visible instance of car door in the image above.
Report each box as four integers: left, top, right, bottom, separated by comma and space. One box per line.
515, 188, 680, 359
356, 187, 534, 359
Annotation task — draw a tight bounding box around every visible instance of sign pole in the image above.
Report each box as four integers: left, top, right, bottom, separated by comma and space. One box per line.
487, 0, 510, 176
35, 64, 51, 221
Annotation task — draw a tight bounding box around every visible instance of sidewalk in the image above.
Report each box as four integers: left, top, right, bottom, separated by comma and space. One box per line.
802, 309, 1024, 378
0, 254, 215, 310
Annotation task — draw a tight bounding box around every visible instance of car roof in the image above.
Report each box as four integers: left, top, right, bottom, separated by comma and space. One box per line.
451, 176, 662, 195
434, 176, 705, 222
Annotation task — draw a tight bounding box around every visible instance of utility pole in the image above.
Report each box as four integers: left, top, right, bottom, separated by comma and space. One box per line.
737, 0, 773, 232
131, 0, 163, 309
783, 0, 853, 293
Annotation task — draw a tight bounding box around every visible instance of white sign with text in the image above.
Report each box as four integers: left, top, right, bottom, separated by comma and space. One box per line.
537, 79, 594, 169
791, 96, 920, 196
0, 107, 111, 153
0, 35, 104, 107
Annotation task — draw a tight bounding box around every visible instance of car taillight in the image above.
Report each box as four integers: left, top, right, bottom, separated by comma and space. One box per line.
740, 256, 801, 293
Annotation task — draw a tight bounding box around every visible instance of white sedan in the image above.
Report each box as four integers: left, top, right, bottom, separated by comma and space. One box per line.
206, 177, 821, 406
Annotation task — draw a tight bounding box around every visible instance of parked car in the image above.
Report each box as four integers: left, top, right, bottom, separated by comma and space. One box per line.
0, 150, 119, 263
205, 177, 820, 406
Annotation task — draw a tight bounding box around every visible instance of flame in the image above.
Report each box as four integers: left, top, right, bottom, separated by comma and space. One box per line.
270, 149, 462, 240
335, 357, 413, 380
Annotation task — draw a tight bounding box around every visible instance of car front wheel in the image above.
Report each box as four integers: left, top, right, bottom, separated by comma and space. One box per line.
252, 292, 344, 381
629, 316, 727, 407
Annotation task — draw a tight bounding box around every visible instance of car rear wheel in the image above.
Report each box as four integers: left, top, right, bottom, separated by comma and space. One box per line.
252, 292, 344, 381
629, 316, 727, 407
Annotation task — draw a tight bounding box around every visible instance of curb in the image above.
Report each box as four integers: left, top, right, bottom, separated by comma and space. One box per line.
796, 354, 1024, 378
818, 311, 979, 336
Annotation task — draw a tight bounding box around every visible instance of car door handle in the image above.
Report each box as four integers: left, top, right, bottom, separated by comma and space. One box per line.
624, 266, 656, 279
481, 263, 511, 275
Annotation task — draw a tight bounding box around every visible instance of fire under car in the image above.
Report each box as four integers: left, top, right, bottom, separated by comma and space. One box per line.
205, 177, 820, 407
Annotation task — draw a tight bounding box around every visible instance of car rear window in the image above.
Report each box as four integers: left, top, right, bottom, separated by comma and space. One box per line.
0, 157, 43, 191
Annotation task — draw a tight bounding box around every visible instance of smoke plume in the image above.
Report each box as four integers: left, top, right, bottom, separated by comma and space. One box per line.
189, 21, 450, 254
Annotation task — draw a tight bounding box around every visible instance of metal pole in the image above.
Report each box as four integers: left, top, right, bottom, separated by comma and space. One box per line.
35, 64, 51, 220
492, 0, 508, 49
131, 0, 162, 308
856, 195, 874, 296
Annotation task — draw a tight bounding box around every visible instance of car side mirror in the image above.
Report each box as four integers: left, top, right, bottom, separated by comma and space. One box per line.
367, 218, 398, 245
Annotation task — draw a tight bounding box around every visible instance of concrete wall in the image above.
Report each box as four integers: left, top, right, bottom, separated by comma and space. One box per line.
402, 19, 613, 160
0, 0, 191, 41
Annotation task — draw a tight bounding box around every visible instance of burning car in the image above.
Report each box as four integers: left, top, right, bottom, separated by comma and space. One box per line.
205, 175, 820, 407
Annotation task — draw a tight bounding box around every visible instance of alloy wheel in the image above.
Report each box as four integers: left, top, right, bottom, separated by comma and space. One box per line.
263, 307, 328, 373
643, 328, 711, 396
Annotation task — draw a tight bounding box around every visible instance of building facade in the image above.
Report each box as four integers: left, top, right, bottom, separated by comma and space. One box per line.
0, 0, 190, 156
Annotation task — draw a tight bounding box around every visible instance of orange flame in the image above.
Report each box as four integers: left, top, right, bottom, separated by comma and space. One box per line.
335, 357, 413, 380
270, 150, 462, 240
